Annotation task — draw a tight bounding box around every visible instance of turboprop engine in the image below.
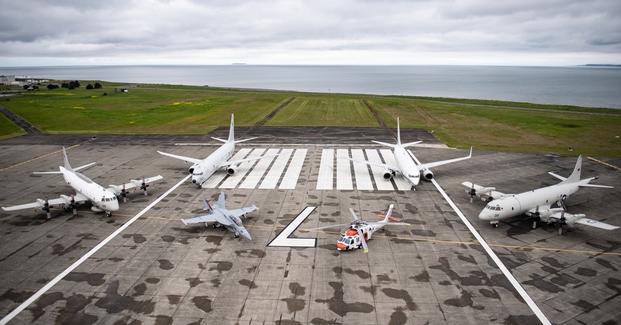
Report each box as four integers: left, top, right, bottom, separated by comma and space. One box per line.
383, 170, 394, 180
422, 168, 434, 181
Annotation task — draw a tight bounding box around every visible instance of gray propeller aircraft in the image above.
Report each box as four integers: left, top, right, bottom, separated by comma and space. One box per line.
1, 147, 163, 218
463, 155, 618, 234
158, 114, 275, 188
181, 192, 257, 240
347, 117, 472, 189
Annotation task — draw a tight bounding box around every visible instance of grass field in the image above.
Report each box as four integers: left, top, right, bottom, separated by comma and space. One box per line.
267, 96, 378, 127
1, 82, 619, 156
1, 83, 288, 134
0, 113, 25, 139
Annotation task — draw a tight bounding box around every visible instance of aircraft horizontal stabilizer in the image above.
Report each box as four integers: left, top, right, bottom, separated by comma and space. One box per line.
210, 137, 227, 143
234, 137, 258, 144
579, 183, 614, 189
371, 140, 396, 148
73, 162, 97, 172
548, 171, 567, 182
419, 147, 472, 170
401, 140, 423, 148
32, 171, 63, 175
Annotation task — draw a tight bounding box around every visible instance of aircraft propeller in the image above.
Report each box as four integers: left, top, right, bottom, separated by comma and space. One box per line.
532, 206, 541, 229
558, 211, 567, 235
140, 178, 149, 196
120, 184, 128, 202
469, 183, 476, 203
70, 194, 77, 216
42, 199, 51, 219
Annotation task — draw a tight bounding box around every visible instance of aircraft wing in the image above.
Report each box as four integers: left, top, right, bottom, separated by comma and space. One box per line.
219, 154, 278, 168
549, 212, 620, 230
181, 213, 233, 226
461, 181, 507, 200
2, 193, 89, 212
107, 175, 164, 195
419, 147, 472, 170
157, 151, 202, 165
345, 158, 399, 173
227, 205, 258, 219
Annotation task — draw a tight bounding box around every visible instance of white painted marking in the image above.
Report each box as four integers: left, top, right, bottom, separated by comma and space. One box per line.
202, 148, 251, 188
279, 149, 307, 189
238, 148, 279, 189
0, 175, 192, 325
220, 148, 266, 188
336, 149, 353, 190
365, 149, 395, 191
379, 149, 411, 191
350, 149, 373, 190
431, 179, 551, 325
258, 149, 293, 189
316, 149, 334, 190
267, 207, 317, 247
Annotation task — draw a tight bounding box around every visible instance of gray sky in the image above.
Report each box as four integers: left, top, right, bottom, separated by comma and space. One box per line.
1, 0, 620, 66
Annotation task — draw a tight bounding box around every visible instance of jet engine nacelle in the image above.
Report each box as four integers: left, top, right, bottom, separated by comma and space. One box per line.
422, 168, 434, 181
383, 170, 394, 180
227, 167, 236, 175
188, 164, 199, 175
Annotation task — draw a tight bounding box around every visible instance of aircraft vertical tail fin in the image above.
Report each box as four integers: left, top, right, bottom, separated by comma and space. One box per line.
396, 117, 401, 145
62, 147, 72, 170
228, 114, 235, 142
564, 155, 582, 183
217, 192, 226, 209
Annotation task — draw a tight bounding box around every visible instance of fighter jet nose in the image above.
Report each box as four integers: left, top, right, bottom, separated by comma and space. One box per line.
336, 242, 347, 251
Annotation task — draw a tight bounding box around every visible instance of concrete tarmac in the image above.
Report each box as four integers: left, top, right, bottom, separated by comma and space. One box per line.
0, 130, 619, 325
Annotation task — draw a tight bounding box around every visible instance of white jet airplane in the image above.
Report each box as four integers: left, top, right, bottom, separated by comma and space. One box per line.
348, 117, 472, 189
463, 155, 618, 234
158, 114, 273, 188
1, 147, 163, 218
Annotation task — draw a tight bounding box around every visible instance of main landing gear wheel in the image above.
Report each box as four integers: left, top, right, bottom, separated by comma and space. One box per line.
105, 211, 112, 218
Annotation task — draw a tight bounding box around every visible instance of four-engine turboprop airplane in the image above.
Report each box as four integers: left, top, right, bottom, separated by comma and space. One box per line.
180, 192, 257, 240
158, 114, 275, 188
1, 147, 163, 218
347, 117, 472, 189
305, 204, 409, 253
463, 155, 618, 234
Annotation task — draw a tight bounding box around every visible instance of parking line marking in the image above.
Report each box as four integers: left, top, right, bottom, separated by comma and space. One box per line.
379, 149, 410, 190
336, 149, 353, 190
0, 144, 82, 172
430, 178, 551, 325
259, 149, 293, 189
220, 148, 266, 188
351, 149, 374, 190
365, 149, 395, 191
279, 149, 307, 189
316, 149, 334, 190
238, 148, 279, 189
0, 174, 191, 325
202, 148, 251, 188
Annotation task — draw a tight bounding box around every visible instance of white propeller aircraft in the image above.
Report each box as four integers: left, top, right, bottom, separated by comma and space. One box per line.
304, 204, 409, 253
158, 114, 274, 188
463, 155, 618, 234
347, 117, 472, 189
1, 147, 163, 218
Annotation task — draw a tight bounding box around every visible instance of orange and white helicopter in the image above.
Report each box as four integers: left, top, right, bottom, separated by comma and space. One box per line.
306, 204, 410, 253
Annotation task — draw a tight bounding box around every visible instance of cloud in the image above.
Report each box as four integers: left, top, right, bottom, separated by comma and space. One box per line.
0, 0, 620, 65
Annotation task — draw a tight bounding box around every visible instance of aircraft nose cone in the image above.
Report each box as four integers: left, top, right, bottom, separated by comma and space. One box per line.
478, 210, 491, 220
242, 232, 252, 241
336, 242, 347, 251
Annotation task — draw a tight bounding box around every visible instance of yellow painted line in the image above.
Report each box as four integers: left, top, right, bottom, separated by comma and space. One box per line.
0, 144, 82, 172
587, 156, 621, 171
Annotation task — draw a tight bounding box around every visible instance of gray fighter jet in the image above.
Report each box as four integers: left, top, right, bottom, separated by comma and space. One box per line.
181, 192, 257, 240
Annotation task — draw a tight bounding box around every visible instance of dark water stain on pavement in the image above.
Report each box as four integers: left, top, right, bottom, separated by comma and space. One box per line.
157, 259, 174, 270
167, 295, 181, 305
192, 296, 212, 313
239, 279, 257, 289
209, 261, 233, 273
132, 283, 147, 296
332, 266, 371, 280
381, 288, 417, 311
65, 272, 106, 286
154, 315, 173, 325
235, 249, 266, 258
388, 307, 408, 325
161, 235, 175, 242
95, 280, 155, 314
411, 270, 430, 282
122, 234, 147, 244
315, 282, 374, 317
444, 289, 484, 310
575, 267, 597, 277
186, 277, 204, 288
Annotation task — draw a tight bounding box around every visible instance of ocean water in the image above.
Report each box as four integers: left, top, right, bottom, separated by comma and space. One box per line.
1, 65, 620, 108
